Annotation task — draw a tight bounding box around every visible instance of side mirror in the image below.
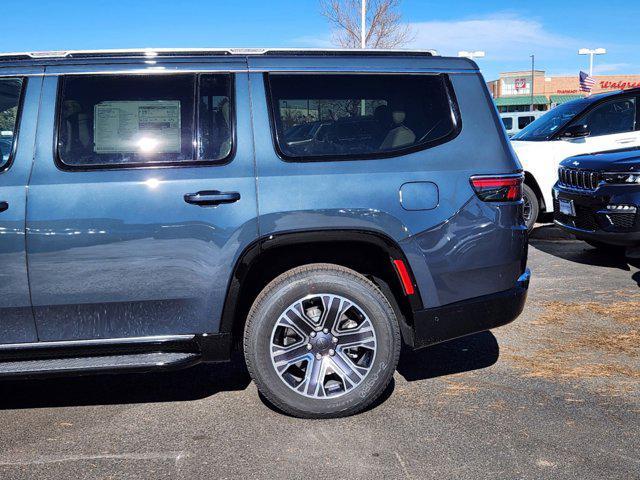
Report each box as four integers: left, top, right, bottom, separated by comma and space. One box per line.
561, 124, 590, 139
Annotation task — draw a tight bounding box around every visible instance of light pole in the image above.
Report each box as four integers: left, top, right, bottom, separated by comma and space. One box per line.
361, 0, 366, 49
530, 54, 535, 112
457, 51, 486, 61
578, 48, 607, 76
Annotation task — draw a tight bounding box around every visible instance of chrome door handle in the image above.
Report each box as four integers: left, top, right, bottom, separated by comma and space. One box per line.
184, 191, 241, 206
0, 201, 7, 212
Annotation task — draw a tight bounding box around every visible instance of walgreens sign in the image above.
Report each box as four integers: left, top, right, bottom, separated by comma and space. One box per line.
600, 80, 640, 89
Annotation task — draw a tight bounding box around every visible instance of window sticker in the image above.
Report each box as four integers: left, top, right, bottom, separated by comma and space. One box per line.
93, 100, 181, 154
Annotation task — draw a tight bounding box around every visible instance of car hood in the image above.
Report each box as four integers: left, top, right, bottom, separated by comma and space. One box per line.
560, 147, 640, 172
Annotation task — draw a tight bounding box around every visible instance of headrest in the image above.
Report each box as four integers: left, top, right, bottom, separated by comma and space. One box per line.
392, 111, 406, 125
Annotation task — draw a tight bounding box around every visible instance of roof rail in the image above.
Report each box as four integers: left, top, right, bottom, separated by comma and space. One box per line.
0, 47, 438, 62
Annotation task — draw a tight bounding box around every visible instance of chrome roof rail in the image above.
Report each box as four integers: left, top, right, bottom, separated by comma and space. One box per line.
0, 47, 438, 61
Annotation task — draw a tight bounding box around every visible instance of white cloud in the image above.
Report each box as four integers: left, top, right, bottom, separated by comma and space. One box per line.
407, 14, 582, 61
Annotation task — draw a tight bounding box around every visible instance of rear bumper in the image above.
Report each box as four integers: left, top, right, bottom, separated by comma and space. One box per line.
412, 268, 530, 349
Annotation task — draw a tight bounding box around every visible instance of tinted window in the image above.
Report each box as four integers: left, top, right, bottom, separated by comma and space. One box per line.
268, 74, 458, 159
198, 75, 233, 160
502, 117, 513, 130
518, 116, 534, 130
58, 74, 232, 168
513, 99, 590, 141
569, 97, 636, 137
0, 78, 24, 169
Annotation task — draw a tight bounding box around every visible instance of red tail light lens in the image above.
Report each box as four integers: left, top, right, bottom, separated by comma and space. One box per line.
470, 174, 523, 202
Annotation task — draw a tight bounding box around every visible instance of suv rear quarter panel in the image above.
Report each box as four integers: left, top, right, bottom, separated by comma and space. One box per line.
249, 60, 525, 309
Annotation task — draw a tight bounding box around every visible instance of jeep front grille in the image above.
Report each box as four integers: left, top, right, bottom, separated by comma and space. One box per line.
558, 167, 601, 191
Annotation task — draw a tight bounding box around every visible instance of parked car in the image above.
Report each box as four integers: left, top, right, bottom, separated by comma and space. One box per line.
0, 48, 529, 418
500, 111, 543, 138
553, 147, 640, 253
511, 89, 640, 230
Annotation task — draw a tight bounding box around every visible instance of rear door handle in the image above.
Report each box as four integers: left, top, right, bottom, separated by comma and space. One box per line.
0, 201, 8, 213
616, 138, 636, 144
184, 190, 241, 206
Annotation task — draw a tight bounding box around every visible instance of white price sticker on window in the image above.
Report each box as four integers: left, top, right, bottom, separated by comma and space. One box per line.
93, 100, 181, 154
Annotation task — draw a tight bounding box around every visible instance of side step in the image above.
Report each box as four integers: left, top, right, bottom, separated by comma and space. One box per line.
0, 352, 200, 378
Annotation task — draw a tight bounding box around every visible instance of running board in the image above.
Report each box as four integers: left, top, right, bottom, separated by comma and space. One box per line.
0, 352, 201, 378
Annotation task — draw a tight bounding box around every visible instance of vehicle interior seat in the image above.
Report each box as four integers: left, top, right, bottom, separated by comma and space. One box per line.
380, 110, 416, 150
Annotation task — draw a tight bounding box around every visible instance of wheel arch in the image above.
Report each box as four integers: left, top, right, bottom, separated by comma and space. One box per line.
219, 229, 423, 348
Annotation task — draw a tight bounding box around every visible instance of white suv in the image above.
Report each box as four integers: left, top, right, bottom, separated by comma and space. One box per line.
511, 89, 640, 230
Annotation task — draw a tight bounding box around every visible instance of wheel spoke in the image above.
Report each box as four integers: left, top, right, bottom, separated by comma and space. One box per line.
281, 306, 315, 337
330, 351, 367, 383
305, 357, 325, 396
272, 344, 310, 370
321, 295, 348, 332
336, 328, 374, 347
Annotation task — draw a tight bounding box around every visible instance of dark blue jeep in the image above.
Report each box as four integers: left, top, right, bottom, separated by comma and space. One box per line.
554, 147, 640, 252
0, 48, 529, 417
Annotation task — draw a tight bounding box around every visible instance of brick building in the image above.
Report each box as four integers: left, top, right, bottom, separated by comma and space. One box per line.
487, 71, 640, 112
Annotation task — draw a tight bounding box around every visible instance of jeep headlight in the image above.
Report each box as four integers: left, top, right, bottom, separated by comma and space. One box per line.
602, 172, 640, 184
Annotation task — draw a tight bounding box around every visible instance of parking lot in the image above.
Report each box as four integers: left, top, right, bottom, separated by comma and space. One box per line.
0, 225, 637, 480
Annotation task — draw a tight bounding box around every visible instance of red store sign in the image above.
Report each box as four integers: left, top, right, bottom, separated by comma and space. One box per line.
600, 80, 640, 90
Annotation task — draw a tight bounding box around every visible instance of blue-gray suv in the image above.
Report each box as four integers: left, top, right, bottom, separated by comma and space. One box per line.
0, 48, 529, 417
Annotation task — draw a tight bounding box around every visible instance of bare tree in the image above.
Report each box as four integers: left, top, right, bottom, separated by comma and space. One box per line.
320, 0, 414, 49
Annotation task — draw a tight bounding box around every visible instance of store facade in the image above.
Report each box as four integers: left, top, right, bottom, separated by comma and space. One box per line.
487, 71, 640, 112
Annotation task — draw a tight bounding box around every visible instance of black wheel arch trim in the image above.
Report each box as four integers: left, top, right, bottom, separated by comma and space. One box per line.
218, 229, 425, 338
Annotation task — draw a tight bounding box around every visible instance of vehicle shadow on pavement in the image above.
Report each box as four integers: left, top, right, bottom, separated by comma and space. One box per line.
0, 334, 500, 411
0, 352, 251, 410
397, 331, 499, 382
530, 224, 640, 273
257, 332, 499, 416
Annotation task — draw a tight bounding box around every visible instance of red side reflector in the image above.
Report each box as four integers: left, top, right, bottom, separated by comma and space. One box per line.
393, 259, 415, 295
470, 175, 523, 202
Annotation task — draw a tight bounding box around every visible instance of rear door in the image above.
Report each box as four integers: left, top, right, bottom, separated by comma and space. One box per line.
0, 71, 42, 344
26, 61, 258, 341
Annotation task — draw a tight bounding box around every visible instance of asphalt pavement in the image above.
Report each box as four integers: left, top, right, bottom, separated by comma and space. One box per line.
0, 224, 638, 479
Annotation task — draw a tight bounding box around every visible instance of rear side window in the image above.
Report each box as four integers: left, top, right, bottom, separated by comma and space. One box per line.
267, 74, 459, 160
57, 74, 233, 168
502, 117, 513, 130
0, 78, 25, 170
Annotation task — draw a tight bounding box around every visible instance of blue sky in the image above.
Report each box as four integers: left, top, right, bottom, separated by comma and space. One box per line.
2, 0, 639, 80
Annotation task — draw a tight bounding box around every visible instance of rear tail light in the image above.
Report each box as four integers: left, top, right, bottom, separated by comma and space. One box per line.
470, 174, 523, 202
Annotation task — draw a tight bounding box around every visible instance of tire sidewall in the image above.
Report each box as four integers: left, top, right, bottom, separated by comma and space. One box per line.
245, 267, 399, 417
523, 184, 539, 231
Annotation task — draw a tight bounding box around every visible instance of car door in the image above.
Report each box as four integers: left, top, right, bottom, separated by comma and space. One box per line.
26, 61, 258, 341
0, 72, 42, 344
553, 95, 640, 162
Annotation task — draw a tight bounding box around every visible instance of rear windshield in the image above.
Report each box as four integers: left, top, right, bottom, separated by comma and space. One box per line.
267, 73, 459, 160
513, 99, 590, 141
0, 78, 24, 169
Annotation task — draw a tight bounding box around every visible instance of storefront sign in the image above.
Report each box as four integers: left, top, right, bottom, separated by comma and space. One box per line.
600, 81, 640, 90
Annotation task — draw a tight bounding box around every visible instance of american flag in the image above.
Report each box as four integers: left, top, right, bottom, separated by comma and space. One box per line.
579, 71, 596, 92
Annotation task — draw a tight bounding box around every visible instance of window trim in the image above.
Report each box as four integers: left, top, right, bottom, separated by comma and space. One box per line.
0, 77, 28, 174
264, 72, 462, 163
54, 73, 236, 171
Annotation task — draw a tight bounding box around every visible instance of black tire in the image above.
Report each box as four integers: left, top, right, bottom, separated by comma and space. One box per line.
243, 263, 401, 418
584, 240, 626, 254
523, 184, 539, 232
